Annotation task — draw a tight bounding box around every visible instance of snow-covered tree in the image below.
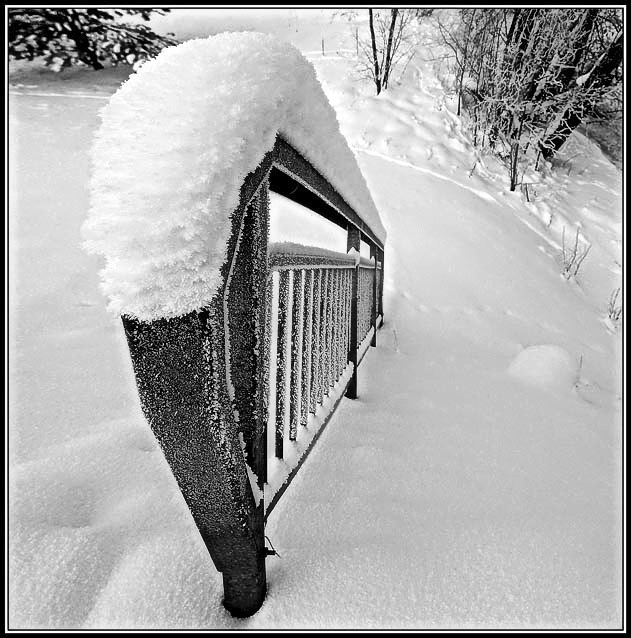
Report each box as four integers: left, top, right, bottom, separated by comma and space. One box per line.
8, 8, 177, 71
437, 8, 623, 189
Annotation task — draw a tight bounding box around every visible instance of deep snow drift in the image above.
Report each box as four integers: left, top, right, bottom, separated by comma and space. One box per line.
9, 9, 622, 630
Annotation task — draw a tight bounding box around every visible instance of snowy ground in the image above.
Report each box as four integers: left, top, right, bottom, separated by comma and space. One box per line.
8, 9, 623, 630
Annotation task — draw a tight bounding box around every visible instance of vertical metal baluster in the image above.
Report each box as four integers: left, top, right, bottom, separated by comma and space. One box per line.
340, 269, 346, 375
327, 268, 336, 387
319, 268, 329, 402
343, 268, 350, 370
263, 272, 274, 481
336, 269, 344, 380
336, 271, 340, 376
301, 269, 314, 428
289, 269, 303, 441
379, 249, 385, 326
363, 269, 368, 342
366, 270, 369, 339
371, 248, 377, 346
275, 269, 290, 458
309, 269, 322, 413
366, 268, 370, 339
358, 267, 363, 345
332, 269, 341, 381
346, 227, 360, 399
377, 260, 382, 320
368, 269, 371, 335
329, 269, 336, 385
363, 267, 367, 342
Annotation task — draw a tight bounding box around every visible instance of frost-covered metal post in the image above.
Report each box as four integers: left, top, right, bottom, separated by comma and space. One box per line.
378, 247, 384, 327
370, 243, 378, 347
275, 269, 289, 456
121, 171, 271, 618
346, 226, 361, 399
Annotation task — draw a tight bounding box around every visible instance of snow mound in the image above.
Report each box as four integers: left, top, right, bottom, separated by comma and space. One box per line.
82, 32, 385, 321
507, 345, 579, 391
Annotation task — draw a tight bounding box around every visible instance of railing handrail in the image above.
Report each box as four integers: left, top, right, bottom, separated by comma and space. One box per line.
271, 137, 385, 251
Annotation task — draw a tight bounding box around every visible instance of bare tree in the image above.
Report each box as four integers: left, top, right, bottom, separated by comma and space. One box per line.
436, 8, 623, 189
607, 287, 622, 323
561, 226, 591, 279
358, 9, 424, 95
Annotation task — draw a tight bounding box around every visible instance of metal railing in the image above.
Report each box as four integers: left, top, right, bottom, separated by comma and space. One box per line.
264, 245, 381, 518
121, 135, 385, 617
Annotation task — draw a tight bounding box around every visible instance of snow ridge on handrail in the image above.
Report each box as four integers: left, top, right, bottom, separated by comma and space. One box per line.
83, 32, 386, 322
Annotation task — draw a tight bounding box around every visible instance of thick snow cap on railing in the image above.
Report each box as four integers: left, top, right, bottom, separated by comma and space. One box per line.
83, 32, 386, 321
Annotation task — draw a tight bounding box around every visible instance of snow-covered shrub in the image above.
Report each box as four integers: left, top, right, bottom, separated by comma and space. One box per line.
607, 287, 622, 324
561, 226, 591, 280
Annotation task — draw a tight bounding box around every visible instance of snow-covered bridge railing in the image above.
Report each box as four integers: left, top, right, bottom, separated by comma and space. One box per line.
117, 136, 385, 617
264, 243, 382, 517
83, 33, 386, 618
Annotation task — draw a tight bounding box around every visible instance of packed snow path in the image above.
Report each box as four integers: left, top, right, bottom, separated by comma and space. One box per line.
9, 24, 621, 630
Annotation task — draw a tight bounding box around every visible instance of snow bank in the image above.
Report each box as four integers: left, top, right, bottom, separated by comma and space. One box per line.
508, 344, 579, 391
83, 32, 385, 321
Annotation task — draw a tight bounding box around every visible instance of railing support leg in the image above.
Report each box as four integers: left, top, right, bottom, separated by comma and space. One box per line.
378, 247, 384, 328
222, 553, 267, 618
346, 226, 361, 399
121, 182, 271, 618
370, 244, 377, 347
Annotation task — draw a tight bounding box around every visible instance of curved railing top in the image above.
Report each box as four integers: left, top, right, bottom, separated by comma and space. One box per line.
83, 32, 386, 322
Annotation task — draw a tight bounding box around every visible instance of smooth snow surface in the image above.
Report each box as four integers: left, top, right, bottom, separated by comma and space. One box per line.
9, 9, 622, 631
265, 364, 355, 508
270, 192, 347, 254
82, 32, 385, 321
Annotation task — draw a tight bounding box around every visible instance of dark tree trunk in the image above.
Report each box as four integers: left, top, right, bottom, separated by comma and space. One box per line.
456, 9, 476, 116
541, 109, 583, 159
510, 117, 524, 190
505, 8, 520, 46
382, 8, 399, 89
588, 29, 623, 85
555, 9, 597, 89
369, 9, 381, 95
68, 12, 104, 69
513, 9, 536, 71
540, 29, 622, 159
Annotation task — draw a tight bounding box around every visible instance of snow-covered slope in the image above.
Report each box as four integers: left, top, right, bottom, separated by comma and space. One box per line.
8, 10, 622, 630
